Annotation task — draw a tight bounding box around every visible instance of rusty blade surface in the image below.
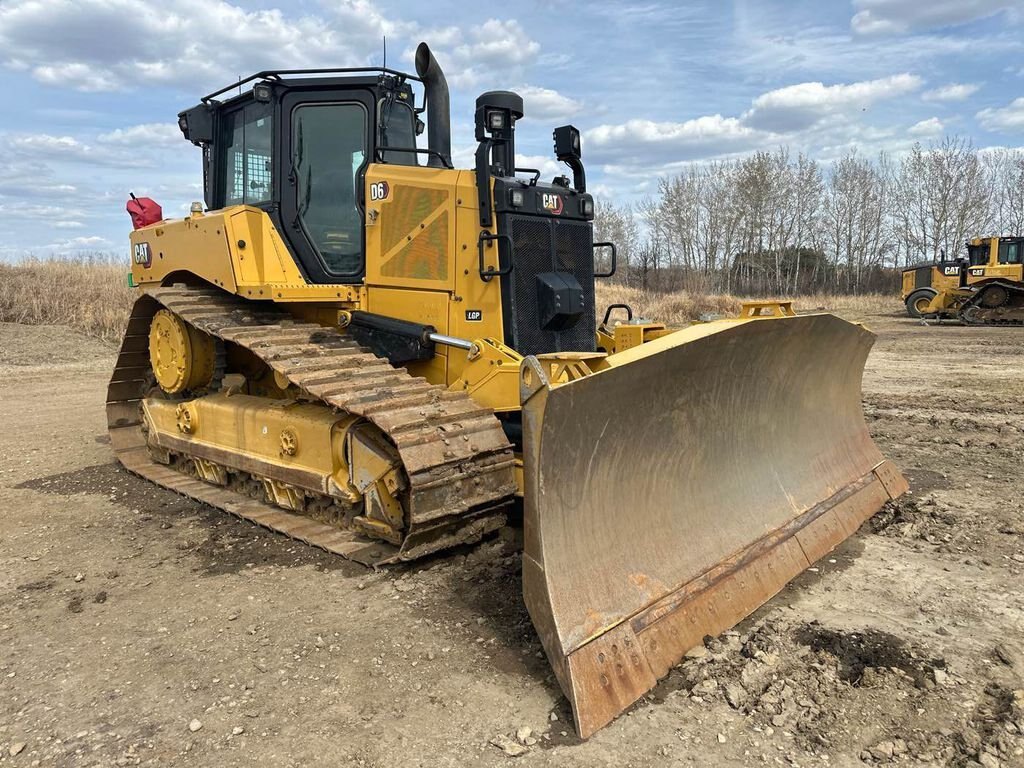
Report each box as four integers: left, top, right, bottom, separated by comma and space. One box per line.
520, 313, 908, 738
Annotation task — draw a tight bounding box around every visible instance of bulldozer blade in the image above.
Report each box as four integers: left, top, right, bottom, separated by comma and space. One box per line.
520, 313, 907, 738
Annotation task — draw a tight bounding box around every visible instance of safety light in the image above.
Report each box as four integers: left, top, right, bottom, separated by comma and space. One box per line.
510, 188, 525, 207
253, 82, 272, 103
487, 110, 506, 131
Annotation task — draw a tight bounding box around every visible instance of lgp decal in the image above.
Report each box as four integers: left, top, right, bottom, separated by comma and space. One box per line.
465, 310, 483, 322
541, 193, 564, 215
369, 180, 390, 201
133, 242, 152, 268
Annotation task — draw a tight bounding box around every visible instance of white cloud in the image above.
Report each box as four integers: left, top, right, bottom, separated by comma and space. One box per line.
513, 154, 566, 180
977, 98, 1024, 132
583, 72, 932, 172
32, 62, 121, 92
0, 160, 78, 200
516, 86, 583, 122
0, 201, 87, 219
908, 117, 944, 136
588, 115, 763, 166
922, 83, 980, 102
8, 134, 92, 160
851, 0, 1017, 36
4, 127, 183, 168
97, 123, 182, 148
743, 74, 922, 132
0, 0, 399, 92
418, 19, 541, 89
45, 235, 111, 250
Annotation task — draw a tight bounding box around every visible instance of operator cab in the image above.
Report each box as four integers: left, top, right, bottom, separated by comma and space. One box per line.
174, 44, 605, 360
177, 69, 431, 285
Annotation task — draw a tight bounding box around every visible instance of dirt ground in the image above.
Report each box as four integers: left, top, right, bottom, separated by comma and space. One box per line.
1, 308, 1022, 768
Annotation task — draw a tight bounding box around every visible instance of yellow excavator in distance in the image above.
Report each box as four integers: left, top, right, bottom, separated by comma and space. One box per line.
108, 43, 907, 738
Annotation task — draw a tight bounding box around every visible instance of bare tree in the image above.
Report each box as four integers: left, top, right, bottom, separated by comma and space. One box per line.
983, 148, 1024, 235
823, 150, 888, 291
891, 137, 991, 262
594, 134, 1018, 297
593, 200, 641, 281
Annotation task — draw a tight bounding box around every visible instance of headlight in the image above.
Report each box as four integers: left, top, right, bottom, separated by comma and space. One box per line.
487, 110, 506, 131
253, 82, 272, 103
580, 197, 594, 219
510, 188, 525, 207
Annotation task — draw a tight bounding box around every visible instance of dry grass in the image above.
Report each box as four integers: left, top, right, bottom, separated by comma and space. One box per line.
787, 292, 901, 316
596, 283, 900, 325
596, 283, 742, 324
0, 260, 901, 343
0, 259, 134, 343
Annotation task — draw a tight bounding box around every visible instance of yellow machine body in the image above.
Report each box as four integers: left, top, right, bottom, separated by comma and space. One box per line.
111, 50, 907, 739
129, 165, 524, 397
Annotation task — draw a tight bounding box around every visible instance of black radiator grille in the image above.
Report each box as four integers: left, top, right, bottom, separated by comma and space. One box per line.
502, 214, 596, 356
915, 265, 932, 290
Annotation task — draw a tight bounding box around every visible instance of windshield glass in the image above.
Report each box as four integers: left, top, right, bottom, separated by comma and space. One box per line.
220, 102, 273, 206
998, 240, 1022, 264
292, 102, 366, 276
378, 97, 417, 166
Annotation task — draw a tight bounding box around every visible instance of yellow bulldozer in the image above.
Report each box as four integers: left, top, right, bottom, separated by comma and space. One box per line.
107, 44, 906, 738
901, 236, 1024, 323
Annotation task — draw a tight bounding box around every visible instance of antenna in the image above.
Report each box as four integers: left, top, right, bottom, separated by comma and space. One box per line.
383, 35, 387, 70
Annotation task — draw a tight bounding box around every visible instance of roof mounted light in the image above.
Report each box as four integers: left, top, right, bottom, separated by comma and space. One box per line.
487, 110, 506, 131
253, 82, 272, 103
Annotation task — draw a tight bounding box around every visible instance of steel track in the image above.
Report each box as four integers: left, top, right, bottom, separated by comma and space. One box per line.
106, 286, 517, 566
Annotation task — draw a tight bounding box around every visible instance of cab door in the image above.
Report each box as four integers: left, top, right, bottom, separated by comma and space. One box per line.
966, 241, 993, 283
276, 89, 375, 285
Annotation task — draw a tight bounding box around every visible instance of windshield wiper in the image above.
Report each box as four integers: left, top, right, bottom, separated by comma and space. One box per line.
298, 165, 312, 217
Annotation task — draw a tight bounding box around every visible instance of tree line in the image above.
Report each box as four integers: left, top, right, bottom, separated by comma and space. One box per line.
593, 137, 1024, 295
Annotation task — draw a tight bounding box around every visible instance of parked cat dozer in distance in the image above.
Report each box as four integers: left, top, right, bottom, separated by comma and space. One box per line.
902, 236, 1024, 323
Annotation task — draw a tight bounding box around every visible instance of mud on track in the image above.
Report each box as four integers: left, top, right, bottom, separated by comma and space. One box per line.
0, 314, 1022, 767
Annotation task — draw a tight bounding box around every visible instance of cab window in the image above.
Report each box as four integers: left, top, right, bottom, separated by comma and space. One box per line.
998, 241, 1022, 264
968, 244, 989, 266
220, 103, 273, 206
378, 98, 418, 166
291, 102, 367, 276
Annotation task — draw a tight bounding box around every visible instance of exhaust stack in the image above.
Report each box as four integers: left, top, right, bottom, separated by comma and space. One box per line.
414, 42, 451, 168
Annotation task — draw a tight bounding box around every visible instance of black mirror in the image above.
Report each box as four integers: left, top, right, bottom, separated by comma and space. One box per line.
177, 104, 215, 145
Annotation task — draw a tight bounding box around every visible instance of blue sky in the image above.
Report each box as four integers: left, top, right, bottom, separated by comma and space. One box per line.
1, 0, 1023, 258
